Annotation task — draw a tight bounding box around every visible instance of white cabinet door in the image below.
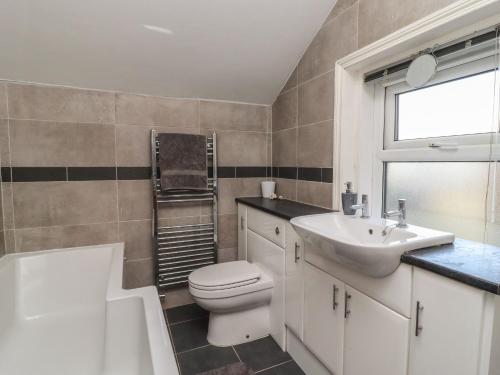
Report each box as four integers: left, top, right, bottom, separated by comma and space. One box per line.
285, 224, 304, 339
344, 285, 409, 375
247, 230, 286, 349
237, 204, 247, 260
409, 268, 486, 375
304, 262, 345, 374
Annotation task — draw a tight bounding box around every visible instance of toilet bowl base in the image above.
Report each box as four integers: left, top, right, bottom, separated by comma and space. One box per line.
207, 305, 270, 347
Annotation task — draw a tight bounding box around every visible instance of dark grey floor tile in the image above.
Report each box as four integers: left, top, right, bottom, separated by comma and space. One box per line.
170, 317, 209, 353
234, 336, 291, 372
257, 361, 305, 375
166, 303, 209, 325
177, 345, 239, 375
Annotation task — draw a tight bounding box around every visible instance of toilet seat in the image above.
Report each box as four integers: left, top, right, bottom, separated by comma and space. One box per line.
189, 261, 273, 299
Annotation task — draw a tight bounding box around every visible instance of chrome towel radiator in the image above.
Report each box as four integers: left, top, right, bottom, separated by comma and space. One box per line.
151, 130, 218, 294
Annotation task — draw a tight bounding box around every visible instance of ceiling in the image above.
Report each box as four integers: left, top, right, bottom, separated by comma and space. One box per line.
0, 0, 336, 104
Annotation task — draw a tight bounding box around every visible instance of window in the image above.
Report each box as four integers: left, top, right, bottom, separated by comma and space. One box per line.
383, 55, 499, 150
397, 71, 496, 140
376, 42, 500, 243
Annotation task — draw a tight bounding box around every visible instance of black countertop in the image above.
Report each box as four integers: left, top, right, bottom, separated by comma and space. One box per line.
402, 238, 500, 294
236, 197, 500, 295
235, 197, 333, 220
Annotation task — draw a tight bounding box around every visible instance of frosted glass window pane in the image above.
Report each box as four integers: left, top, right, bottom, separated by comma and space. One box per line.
397, 71, 496, 140
385, 162, 489, 241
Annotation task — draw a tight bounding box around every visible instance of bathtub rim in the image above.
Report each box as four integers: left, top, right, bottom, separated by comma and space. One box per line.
0, 243, 179, 375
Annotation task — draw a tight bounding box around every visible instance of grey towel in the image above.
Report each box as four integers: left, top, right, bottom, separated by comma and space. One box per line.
158, 133, 208, 191
197, 362, 255, 375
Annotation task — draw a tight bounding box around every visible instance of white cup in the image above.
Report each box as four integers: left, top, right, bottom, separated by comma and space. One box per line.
261, 181, 276, 198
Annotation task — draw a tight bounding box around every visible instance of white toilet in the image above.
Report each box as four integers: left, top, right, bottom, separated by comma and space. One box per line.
188, 260, 274, 347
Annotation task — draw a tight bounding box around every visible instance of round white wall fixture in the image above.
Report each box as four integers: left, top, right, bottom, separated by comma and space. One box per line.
406, 54, 437, 88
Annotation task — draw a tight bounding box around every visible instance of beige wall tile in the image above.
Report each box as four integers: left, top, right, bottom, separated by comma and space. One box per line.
9, 120, 115, 167
157, 216, 201, 227
218, 247, 237, 263
324, 0, 358, 24
1, 183, 14, 230
4, 230, 15, 254
124, 258, 154, 289
158, 202, 201, 220
280, 67, 298, 94
162, 287, 195, 309
274, 178, 297, 201
299, 4, 357, 83
7, 83, 114, 124
0, 119, 10, 166
216, 131, 268, 166
0, 231, 5, 258
298, 121, 333, 167
116, 125, 199, 167
14, 222, 118, 252
116, 93, 198, 127
272, 128, 297, 167
218, 178, 262, 215
358, 0, 457, 48
218, 214, 237, 249
272, 88, 298, 132
13, 181, 118, 228
298, 72, 334, 126
297, 180, 333, 208
118, 180, 152, 221
200, 101, 268, 132
119, 220, 153, 261
0, 83, 7, 119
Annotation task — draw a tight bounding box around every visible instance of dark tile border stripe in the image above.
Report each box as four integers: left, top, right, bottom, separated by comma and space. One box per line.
1, 167, 11, 182
217, 167, 236, 178
273, 167, 333, 183
12, 167, 66, 182
298, 167, 322, 182
236, 166, 267, 178
68, 167, 116, 181
1, 166, 334, 182
117, 167, 151, 180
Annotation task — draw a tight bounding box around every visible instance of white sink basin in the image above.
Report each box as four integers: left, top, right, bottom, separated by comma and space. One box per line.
290, 213, 454, 277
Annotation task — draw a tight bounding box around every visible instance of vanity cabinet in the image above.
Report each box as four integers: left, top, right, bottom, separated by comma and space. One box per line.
409, 268, 486, 375
285, 225, 305, 339
344, 286, 409, 375
304, 263, 345, 374
303, 263, 409, 375
237, 204, 247, 260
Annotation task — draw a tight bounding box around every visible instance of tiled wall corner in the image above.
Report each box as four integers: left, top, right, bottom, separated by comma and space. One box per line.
0, 81, 271, 300
271, 0, 460, 209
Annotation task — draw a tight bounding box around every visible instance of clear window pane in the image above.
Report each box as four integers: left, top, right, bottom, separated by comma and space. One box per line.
396, 71, 496, 140
384, 162, 489, 241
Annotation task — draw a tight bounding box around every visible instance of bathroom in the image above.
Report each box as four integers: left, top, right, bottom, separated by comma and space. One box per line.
1, 0, 500, 374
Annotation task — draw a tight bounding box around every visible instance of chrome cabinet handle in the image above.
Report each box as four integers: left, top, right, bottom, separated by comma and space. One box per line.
294, 242, 301, 263
344, 292, 351, 318
240, 216, 245, 230
332, 285, 339, 310
415, 301, 424, 336
275, 226, 280, 235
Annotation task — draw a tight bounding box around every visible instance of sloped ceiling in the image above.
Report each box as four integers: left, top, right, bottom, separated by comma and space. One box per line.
0, 0, 336, 104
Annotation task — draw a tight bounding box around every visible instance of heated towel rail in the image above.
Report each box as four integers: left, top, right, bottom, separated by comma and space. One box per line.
151, 130, 218, 295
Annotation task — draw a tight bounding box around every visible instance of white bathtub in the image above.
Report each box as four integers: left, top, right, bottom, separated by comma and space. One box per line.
0, 243, 179, 375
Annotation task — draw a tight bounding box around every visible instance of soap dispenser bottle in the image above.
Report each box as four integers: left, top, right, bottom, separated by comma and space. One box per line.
342, 181, 357, 215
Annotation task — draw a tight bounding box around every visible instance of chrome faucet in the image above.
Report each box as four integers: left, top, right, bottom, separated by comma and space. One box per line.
384, 199, 407, 228
351, 194, 370, 218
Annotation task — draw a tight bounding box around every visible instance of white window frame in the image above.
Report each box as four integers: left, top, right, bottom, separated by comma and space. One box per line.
332, 0, 500, 221
383, 54, 499, 151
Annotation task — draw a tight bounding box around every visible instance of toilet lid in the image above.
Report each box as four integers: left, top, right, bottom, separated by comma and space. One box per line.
189, 261, 261, 290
